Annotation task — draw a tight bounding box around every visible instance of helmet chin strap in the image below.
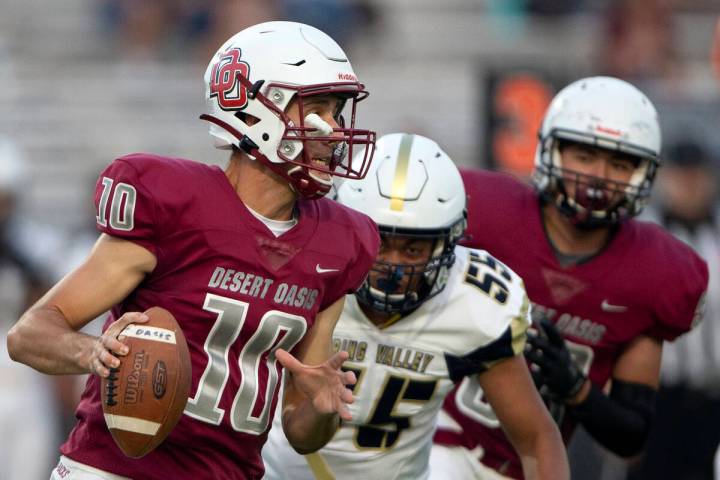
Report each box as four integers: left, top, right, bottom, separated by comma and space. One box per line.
364, 265, 412, 309
285, 164, 333, 198
556, 194, 617, 230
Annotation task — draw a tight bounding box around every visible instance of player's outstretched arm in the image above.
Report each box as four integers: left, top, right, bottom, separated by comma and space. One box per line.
278, 296, 356, 454
7, 234, 156, 377
480, 355, 570, 480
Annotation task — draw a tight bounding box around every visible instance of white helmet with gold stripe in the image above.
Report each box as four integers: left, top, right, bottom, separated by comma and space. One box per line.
337, 133, 467, 314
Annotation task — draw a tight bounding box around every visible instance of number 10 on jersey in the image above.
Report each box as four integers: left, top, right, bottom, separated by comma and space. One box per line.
184, 293, 308, 434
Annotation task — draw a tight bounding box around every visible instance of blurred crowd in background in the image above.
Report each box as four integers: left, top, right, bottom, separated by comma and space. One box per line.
0, 0, 719, 479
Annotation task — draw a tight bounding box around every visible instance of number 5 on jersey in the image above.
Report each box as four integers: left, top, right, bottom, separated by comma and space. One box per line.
344, 365, 438, 450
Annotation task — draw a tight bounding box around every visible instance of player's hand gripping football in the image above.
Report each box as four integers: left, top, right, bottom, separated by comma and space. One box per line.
524, 319, 586, 401
89, 312, 149, 378
275, 349, 357, 421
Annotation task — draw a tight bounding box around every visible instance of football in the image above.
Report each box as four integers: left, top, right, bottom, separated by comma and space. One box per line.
101, 306, 192, 458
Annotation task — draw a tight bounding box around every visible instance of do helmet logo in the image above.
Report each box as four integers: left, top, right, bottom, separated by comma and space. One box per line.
209, 48, 251, 111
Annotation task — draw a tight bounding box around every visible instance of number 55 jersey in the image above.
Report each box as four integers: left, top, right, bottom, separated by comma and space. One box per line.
60, 154, 379, 480
262, 245, 532, 480
433, 168, 708, 479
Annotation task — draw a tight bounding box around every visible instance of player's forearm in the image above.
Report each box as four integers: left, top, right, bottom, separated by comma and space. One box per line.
7, 305, 95, 375
282, 402, 340, 454
568, 381, 655, 457
517, 420, 569, 480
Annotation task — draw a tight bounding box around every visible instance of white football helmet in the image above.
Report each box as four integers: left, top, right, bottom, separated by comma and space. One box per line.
337, 133, 467, 314
533, 76, 661, 227
201, 21, 376, 198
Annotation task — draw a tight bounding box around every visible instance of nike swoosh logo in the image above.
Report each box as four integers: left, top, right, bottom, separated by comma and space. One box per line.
316, 264, 339, 274
601, 300, 628, 313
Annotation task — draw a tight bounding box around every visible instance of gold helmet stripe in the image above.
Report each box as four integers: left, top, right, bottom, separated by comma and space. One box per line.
390, 134, 414, 211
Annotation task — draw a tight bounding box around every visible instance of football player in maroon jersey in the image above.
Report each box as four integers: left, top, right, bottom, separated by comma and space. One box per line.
7, 21, 379, 480
430, 76, 709, 479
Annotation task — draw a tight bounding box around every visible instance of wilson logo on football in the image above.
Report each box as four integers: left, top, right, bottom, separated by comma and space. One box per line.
124, 351, 146, 404
210, 48, 251, 111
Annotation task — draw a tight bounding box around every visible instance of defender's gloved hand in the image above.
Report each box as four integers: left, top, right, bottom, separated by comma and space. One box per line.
525, 320, 586, 401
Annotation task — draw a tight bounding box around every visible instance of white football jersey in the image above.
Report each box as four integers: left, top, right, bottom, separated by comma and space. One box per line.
262, 246, 531, 480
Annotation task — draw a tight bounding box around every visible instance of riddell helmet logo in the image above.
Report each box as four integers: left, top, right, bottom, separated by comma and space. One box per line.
596, 125, 622, 136
210, 48, 251, 111
337, 72, 358, 82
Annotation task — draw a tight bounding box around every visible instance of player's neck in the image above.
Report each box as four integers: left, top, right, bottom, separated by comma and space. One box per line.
224, 151, 297, 221
542, 204, 611, 257
359, 303, 402, 329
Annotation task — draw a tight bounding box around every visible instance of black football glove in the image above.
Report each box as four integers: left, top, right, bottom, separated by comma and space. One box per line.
525, 319, 586, 401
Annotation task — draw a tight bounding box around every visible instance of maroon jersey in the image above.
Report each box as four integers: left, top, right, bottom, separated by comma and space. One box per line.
61, 154, 379, 480
434, 168, 708, 478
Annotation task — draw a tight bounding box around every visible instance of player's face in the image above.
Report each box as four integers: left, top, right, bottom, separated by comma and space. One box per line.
285, 94, 345, 181
369, 235, 434, 295
559, 142, 639, 211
